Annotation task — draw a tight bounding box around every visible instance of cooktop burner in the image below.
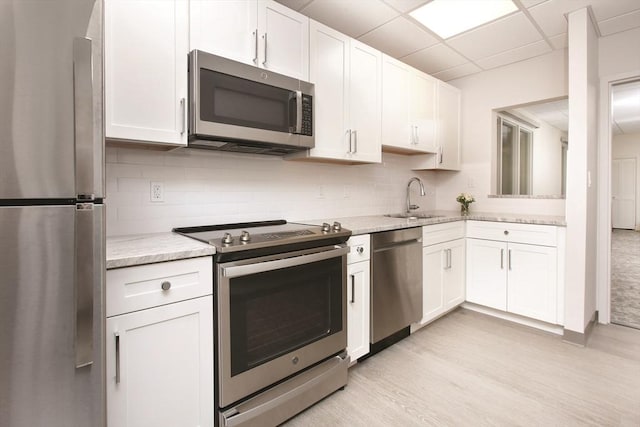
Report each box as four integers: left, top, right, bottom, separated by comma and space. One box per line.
173, 220, 351, 259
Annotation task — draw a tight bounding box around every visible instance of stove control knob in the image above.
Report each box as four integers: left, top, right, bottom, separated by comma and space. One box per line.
222, 233, 233, 245
333, 221, 342, 232
321, 223, 331, 233
240, 230, 251, 242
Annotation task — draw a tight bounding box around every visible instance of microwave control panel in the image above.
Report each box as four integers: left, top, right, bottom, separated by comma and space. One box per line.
301, 94, 313, 136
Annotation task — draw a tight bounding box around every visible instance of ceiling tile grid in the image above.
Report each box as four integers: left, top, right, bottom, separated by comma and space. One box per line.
275, 0, 640, 81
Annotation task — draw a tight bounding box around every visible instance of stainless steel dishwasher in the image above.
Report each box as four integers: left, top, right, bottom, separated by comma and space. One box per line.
370, 227, 423, 350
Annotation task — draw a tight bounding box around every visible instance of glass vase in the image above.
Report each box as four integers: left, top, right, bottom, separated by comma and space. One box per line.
460, 204, 469, 216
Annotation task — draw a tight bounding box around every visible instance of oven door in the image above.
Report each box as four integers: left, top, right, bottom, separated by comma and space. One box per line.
216, 244, 348, 408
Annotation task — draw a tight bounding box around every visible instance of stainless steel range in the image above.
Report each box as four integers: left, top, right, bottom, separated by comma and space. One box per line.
174, 220, 351, 427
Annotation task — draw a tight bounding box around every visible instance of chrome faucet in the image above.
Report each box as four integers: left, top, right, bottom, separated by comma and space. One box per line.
406, 177, 426, 213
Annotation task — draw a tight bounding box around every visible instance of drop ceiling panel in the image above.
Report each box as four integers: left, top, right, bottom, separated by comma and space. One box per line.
589, 0, 640, 22
447, 12, 543, 61
432, 62, 482, 82
476, 40, 552, 70
275, 0, 312, 11
301, 0, 400, 38
359, 16, 439, 58
381, 0, 428, 14
528, 0, 590, 37
598, 10, 640, 37
519, 0, 547, 7
401, 43, 468, 74
548, 33, 567, 49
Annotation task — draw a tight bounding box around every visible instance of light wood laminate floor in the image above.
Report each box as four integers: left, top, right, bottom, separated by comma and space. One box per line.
284, 309, 640, 426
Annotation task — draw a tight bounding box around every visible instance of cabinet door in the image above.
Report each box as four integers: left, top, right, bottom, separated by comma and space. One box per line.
443, 238, 466, 309
347, 261, 370, 361
436, 81, 461, 170
258, 0, 309, 80
466, 238, 507, 310
105, 0, 188, 146
382, 55, 412, 151
307, 20, 350, 160
422, 242, 446, 323
349, 40, 382, 163
190, 0, 258, 66
106, 297, 214, 427
507, 243, 558, 323
410, 71, 437, 153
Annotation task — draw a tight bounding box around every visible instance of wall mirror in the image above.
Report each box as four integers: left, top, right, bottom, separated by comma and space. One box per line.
493, 97, 568, 197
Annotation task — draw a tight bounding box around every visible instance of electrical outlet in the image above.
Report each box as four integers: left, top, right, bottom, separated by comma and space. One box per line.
150, 181, 164, 202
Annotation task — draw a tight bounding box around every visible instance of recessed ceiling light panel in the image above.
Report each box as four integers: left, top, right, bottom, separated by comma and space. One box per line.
410, 0, 519, 39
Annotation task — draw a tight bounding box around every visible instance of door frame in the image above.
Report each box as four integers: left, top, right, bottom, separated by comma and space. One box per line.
612, 157, 637, 229
596, 71, 640, 324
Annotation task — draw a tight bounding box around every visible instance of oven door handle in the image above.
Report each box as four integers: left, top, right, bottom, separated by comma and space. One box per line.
222, 246, 349, 278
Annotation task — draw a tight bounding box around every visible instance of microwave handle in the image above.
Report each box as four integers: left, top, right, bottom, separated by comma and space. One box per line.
294, 90, 302, 134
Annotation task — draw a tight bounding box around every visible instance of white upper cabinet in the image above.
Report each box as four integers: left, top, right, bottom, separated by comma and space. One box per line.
289, 20, 380, 164
382, 55, 437, 154
189, 0, 258, 66
258, 0, 309, 80
348, 40, 382, 163
411, 80, 461, 170
191, 0, 309, 80
105, 0, 189, 147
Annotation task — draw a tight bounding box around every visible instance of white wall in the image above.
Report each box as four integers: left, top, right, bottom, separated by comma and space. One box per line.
443, 49, 567, 215
532, 122, 566, 196
612, 132, 640, 228
105, 147, 437, 236
564, 8, 599, 335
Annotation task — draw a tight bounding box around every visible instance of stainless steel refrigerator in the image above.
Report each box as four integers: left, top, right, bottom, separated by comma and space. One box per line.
0, 1, 105, 426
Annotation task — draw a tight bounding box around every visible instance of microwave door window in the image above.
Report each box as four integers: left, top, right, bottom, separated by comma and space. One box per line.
200, 69, 294, 133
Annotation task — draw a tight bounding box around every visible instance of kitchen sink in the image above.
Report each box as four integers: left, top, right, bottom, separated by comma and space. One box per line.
384, 213, 444, 220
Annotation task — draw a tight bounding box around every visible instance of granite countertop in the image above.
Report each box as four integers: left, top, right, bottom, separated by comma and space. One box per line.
305, 210, 566, 235
106, 233, 216, 269
106, 211, 565, 268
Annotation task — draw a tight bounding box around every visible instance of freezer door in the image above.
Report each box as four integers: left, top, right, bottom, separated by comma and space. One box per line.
0, 0, 103, 199
0, 205, 105, 427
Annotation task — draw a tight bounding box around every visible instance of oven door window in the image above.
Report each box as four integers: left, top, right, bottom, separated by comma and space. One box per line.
228, 257, 343, 377
200, 68, 295, 133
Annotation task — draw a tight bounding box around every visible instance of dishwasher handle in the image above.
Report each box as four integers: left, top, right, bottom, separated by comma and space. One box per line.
372, 238, 422, 252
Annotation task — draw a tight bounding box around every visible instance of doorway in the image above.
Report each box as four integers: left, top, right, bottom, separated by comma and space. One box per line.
609, 79, 640, 329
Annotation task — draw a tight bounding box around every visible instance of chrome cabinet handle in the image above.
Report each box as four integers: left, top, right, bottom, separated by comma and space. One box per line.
161, 281, 171, 291
73, 37, 95, 200
347, 129, 353, 153
356, 246, 364, 255
352, 130, 358, 153
508, 249, 512, 270
262, 33, 268, 66
115, 332, 121, 384
439, 146, 443, 164
415, 125, 419, 143
75, 203, 95, 368
350, 274, 355, 303
448, 248, 452, 269
180, 97, 186, 135
253, 29, 258, 64
500, 248, 504, 269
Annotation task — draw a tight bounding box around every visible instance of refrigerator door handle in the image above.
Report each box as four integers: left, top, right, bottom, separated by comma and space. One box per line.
73, 37, 95, 200
75, 203, 95, 368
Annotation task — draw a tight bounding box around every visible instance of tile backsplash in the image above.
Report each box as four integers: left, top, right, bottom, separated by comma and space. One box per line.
106, 147, 437, 236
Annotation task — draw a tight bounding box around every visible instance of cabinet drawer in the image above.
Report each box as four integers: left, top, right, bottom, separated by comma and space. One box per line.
347, 234, 370, 263
107, 257, 213, 317
466, 221, 557, 247
422, 221, 465, 246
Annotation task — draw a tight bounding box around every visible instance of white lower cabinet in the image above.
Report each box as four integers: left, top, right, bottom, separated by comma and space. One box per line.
466, 221, 562, 324
106, 258, 214, 427
417, 222, 465, 328
346, 235, 370, 362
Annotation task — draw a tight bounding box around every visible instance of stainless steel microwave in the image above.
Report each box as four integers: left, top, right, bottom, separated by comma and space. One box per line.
188, 50, 314, 155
